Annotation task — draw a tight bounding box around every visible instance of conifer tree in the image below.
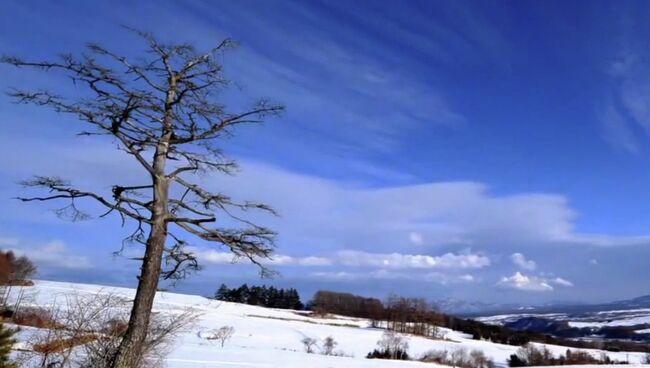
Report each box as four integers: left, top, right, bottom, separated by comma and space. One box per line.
0, 323, 17, 368
215, 284, 230, 301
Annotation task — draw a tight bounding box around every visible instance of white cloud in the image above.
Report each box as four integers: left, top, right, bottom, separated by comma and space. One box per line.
194, 248, 332, 267
2, 139, 649, 254
510, 253, 536, 271
552, 277, 574, 287
296, 256, 333, 266
194, 248, 486, 270
208, 161, 650, 249
337, 250, 490, 270
268, 254, 332, 266
409, 232, 424, 245
201, 250, 238, 264
590, 258, 599, 265
8, 240, 92, 270
498, 272, 552, 291
311, 270, 477, 284
497, 272, 573, 292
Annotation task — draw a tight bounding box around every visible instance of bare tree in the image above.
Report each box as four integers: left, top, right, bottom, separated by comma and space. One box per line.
0, 251, 36, 310
2, 29, 283, 368
321, 336, 337, 356
377, 330, 409, 360
301, 337, 317, 354
205, 326, 235, 348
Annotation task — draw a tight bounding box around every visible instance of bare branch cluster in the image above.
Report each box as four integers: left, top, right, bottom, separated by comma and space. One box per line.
2, 28, 284, 280
15, 291, 198, 368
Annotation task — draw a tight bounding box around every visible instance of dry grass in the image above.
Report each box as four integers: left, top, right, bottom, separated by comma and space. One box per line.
33, 334, 99, 354
6, 307, 61, 329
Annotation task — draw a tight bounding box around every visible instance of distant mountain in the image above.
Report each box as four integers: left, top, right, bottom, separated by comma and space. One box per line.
433, 298, 523, 315
602, 294, 650, 310
498, 294, 650, 316
436, 293, 650, 317
473, 293, 650, 343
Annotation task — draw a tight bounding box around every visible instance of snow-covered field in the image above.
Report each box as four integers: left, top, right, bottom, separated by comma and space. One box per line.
6, 281, 650, 367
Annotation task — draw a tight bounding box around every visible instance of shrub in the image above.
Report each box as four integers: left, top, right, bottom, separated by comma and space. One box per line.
11, 307, 59, 329
507, 344, 626, 367
205, 326, 235, 347
421, 348, 494, 368
469, 349, 495, 368
0, 323, 18, 368
377, 330, 409, 360
16, 292, 198, 368
321, 336, 337, 356
0, 251, 36, 286
367, 330, 410, 360
508, 353, 527, 367
366, 348, 409, 360
301, 337, 317, 354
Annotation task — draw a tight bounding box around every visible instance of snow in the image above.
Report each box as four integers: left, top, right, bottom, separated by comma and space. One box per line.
7, 280, 650, 368
477, 313, 567, 325
567, 314, 650, 329
479, 309, 650, 333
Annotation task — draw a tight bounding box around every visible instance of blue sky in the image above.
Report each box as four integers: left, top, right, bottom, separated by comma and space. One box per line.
2, 0, 650, 305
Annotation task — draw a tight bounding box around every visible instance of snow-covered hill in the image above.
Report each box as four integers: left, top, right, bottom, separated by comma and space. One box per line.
7, 280, 650, 367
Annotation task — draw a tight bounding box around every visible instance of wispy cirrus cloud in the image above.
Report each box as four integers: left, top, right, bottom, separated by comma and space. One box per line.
601, 36, 650, 153
3, 140, 650, 255
599, 101, 640, 154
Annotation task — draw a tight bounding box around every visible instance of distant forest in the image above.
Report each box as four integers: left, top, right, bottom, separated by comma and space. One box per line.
214, 284, 304, 310
308, 289, 650, 353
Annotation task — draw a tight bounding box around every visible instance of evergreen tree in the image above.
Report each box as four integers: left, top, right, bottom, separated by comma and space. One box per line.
508, 354, 528, 367
238, 284, 250, 304
213, 283, 303, 310
0, 323, 17, 368
278, 289, 286, 308
268, 286, 279, 308
215, 284, 230, 301
248, 286, 262, 306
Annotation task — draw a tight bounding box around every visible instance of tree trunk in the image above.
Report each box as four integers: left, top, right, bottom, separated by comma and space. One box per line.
110, 221, 166, 366
110, 77, 176, 368
111, 174, 170, 368
111, 175, 170, 368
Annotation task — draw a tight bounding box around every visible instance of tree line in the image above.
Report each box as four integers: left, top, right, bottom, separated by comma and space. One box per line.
309, 291, 440, 338
0, 251, 36, 286
0, 251, 37, 310
214, 284, 304, 310
307, 289, 650, 353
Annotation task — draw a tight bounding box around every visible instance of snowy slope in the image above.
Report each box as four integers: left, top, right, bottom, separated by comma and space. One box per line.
7, 281, 650, 368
